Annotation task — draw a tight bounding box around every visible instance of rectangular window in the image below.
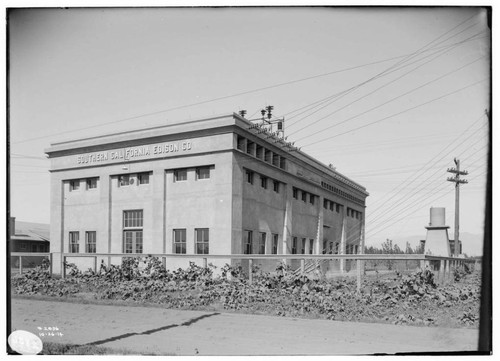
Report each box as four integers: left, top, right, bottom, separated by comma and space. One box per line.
237, 135, 246, 151
310, 194, 315, 205
246, 141, 255, 155
246, 170, 254, 184
85, 231, 96, 253
261, 176, 267, 189
69, 231, 79, 253
272, 153, 280, 167
279, 157, 286, 169
324, 199, 328, 209
264, 149, 272, 163
86, 178, 97, 190
301, 191, 307, 202
174, 169, 187, 182
273, 181, 280, 193
272, 234, 278, 254
293, 187, 298, 199
301, 238, 306, 254
256, 145, 264, 159
259, 232, 266, 254
196, 167, 211, 180
123, 210, 143, 253
137, 172, 150, 185
69, 180, 80, 191
19, 243, 27, 251
123, 210, 143, 228
31, 244, 37, 252
336, 204, 340, 213
292, 237, 298, 254
244, 230, 253, 254
330, 202, 334, 211
173, 229, 187, 254
195, 228, 209, 254
309, 239, 314, 255
119, 174, 130, 187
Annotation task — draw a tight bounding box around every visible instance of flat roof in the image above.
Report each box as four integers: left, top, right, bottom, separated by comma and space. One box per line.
45, 113, 368, 196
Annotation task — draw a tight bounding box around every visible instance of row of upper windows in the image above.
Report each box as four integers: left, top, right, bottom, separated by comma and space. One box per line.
292, 187, 317, 206
323, 198, 344, 213
246, 170, 281, 193
67, 166, 212, 192
174, 166, 211, 182
236, 135, 287, 170
69, 177, 98, 191
346, 207, 362, 220
320, 181, 364, 205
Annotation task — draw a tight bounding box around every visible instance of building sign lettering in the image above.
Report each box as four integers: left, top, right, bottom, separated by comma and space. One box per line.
76, 141, 192, 165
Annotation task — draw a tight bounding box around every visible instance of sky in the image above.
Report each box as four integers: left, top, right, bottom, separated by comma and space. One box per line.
7, 6, 491, 255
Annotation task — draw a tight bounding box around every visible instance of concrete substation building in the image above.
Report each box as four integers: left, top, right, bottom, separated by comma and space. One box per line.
45, 113, 369, 274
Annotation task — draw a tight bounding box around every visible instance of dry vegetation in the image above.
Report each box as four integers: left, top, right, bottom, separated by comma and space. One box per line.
11, 257, 480, 329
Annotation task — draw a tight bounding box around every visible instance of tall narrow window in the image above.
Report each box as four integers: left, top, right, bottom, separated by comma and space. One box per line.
273, 180, 280, 193
309, 239, 314, 254
259, 232, 266, 254
195, 228, 209, 254
85, 231, 96, 253
69, 231, 79, 253
324, 199, 328, 209
173, 229, 187, 254
137, 172, 150, 185
123, 210, 143, 253
244, 230, 253, 254
293, 187, 298, 199
86, 178, 97, 190
301, 191, 307, 202
292, 237, 297, 254
261, 176, 267, 189
310, 194, 315, 205
272, 234, 278, 254
196, 167, 211, 180
174, 169, 187, 182
69, 180, 80, 191
301, 238, 306, 254
246, 170, 254, 185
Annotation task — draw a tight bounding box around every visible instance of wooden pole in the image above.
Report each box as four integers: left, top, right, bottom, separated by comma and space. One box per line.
356, 258, 361, 293
249, 258, 253, 284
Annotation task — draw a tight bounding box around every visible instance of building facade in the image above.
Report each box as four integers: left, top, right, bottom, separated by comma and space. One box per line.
46, 114, 368, 274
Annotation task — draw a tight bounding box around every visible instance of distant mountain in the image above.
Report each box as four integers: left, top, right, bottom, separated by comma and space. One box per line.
367, 232, 484, 256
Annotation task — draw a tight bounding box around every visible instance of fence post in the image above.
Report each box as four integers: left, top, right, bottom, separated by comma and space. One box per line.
94, 256, 98, 274
162, 256, 166, 270
19, 255, 22, 275
62, 256, 66, 279
439, 259, 445, 284
203, 257, 208, 268
444, 259, 450, 283
249, 258, 253, 284
356, 258, 361, 293
300, 259, 305, 275
49, 253, 53, 275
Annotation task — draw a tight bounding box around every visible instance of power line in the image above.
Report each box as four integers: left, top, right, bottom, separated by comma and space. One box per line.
12, 14, 485, 146
296, 55, 485, 143
301, 78, 487, 148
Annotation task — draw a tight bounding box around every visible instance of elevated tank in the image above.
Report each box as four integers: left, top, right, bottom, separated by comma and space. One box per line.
429, 207, 446, 227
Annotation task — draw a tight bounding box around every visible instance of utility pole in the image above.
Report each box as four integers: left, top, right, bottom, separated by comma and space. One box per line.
447, 158, 468, 256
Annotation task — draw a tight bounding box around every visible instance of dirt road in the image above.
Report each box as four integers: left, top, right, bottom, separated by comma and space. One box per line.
10, 298, 479, 355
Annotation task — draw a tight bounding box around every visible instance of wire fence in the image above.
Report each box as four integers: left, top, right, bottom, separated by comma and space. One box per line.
10, 252, 480, 293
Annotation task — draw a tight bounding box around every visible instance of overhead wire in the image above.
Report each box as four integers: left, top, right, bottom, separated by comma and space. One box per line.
290, 39, 486, 140
286, 30, 486, 133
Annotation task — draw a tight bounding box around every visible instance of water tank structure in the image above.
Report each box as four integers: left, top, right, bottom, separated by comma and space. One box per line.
424, 207, 451, 256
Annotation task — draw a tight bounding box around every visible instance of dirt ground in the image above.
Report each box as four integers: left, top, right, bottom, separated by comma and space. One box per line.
10, 297, 479, 355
